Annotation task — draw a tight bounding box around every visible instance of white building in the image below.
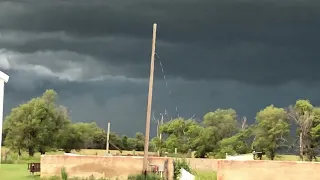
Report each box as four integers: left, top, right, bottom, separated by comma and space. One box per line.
0, 71, 9, 163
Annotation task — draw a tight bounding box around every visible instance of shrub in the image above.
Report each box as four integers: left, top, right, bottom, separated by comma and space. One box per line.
173, 159, 192, 179
1, 159, 14, 164
61, 167, 68, 180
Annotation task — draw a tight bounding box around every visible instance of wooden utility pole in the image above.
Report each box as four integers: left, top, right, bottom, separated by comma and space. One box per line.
106, 122, 110, 153
143, 23, 157, 173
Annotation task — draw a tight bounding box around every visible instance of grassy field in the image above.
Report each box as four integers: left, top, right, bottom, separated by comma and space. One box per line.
0, 164, 40, 180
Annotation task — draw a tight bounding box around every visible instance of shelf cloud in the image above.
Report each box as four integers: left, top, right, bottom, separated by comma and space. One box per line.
0, 0, 319, 135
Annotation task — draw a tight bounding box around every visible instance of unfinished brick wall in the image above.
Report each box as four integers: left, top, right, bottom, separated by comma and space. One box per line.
217, 160, 320, 180
41, 155, 173, 180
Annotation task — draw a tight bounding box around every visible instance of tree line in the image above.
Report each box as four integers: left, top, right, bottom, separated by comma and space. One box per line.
2, 90, 146, 156
154, 100, 320, 161
2, 89, 320, 161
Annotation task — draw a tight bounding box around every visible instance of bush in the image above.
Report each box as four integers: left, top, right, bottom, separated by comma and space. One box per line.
1, 159, 14, 164
61, 167, 68, 180
173, 159, 192, 179
128, 173, 162, 180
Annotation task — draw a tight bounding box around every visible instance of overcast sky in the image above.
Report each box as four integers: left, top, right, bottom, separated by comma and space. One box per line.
0, 0, 320, 136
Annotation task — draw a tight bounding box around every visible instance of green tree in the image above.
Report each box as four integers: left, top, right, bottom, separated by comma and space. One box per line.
72, 122, 104, 149
203, 109, 238, 140
295, 99, 313, 114
126, 137, 138, 150
287, 100, 315, 161
214, 127, 253, 158
191, 109, 238, 158
134, 132, 145, 151
308, 107, 320, 161
108, 132, 123, 151
4, 90, 69, 156
122, 136, 129, 150
57, 124, 84, 153
150, 136, 163, 154
92, 129, 108, 149
253, 105, 290, 160
191, 126, 216, 158
160, 118, 201, 153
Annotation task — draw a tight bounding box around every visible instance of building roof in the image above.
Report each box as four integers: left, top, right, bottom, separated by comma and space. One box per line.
0, 71, 9, 83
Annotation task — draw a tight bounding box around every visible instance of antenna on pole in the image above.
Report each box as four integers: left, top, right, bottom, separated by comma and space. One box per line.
159, 112, 164, 140
143, 23, 157, 173
241, 116, 247, 129
176, 106, 180, 118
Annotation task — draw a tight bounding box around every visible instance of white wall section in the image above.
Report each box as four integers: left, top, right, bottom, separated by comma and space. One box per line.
0, 71, 9, 164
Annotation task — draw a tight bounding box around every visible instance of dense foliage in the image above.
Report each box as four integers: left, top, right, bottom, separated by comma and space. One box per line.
2, 89, 320, 161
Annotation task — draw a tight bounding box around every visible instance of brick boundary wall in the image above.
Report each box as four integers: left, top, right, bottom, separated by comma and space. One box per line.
42, 155, 320, 180
182, 158, 221, 171
40, 155, 220, 179
41, 155, 174, 180
217, 160, 320, 180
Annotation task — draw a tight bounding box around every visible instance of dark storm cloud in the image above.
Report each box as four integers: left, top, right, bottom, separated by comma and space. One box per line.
1, 0, 320, 86
2, 0, 319, 45
1, 0, 320, 136
3, 68, 148, 104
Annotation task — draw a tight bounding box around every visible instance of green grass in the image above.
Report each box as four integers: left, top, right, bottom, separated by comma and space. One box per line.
195, 171, 217, 180
0, 164, 40, 180
0, 165, 221, 180
275, 155, 308, 161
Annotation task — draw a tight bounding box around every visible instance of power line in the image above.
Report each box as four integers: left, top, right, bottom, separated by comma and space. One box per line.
155, 54, 181, 119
